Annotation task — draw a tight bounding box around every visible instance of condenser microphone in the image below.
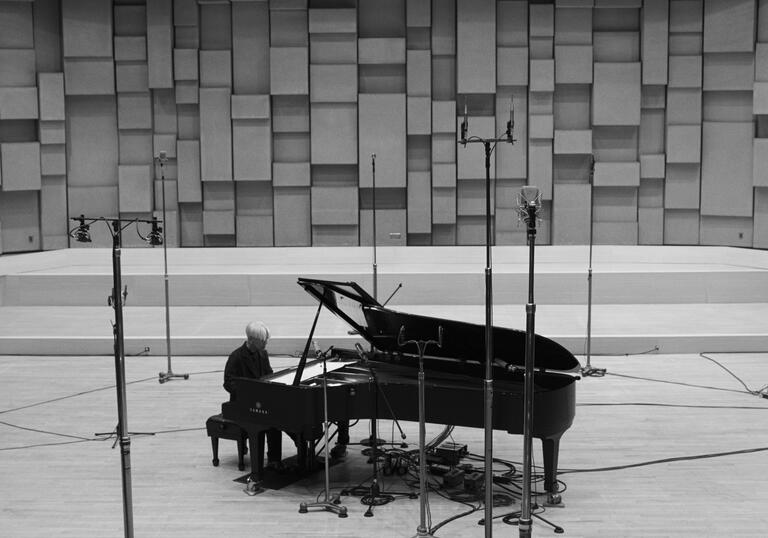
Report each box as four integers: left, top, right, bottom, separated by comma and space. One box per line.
460, 100, 468, 146
506, 96, 514, 142
157, 150, 167, 164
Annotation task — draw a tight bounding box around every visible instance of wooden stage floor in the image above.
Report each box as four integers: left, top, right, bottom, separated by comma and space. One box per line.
1, 352, 767, 537
1, 246, 767, 536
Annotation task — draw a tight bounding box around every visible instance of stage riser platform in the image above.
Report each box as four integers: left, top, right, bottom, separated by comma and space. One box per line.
3, 270, 768, 307
1, 246, 767, 356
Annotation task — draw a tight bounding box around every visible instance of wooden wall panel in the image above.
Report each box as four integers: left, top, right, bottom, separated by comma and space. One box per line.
700, 215, 753, 246
0, 50, 36, 87
200, 50, 232, 88
592, 62, 641, 125
274, 187, 311, 246
666, 124, 701, 163
311, 185, 358, 225
2, 2, 768, 249
61, 0, 112, 58
118, 164, 152, 212
115, 36, 146, 62
703, 0, 756, 53
63, 59, 115, 95
177, 140, 201, 202
271, 47, 309, 95
0, 191, 40, 252
0, 87, 38, 119
233, 2, 269, 94
754, 188, 768, 247
199, 88, 232, 181
359, 94, 406, 187
233, 120, 271, 181
40, 176, 68, 249
0, 143, 41, 191
0, 2, 34, 49
703, 52, 754, 90
407, 171, 431, 234
553, 183, 591, 244
146, 0, 173, 88
754, 138, 768, 187
642, 0, 669, 85
665, 163, 701, 208
457, 0, 495, 93
310, 65, 357, 102
593, 162, 640, 187
311, 103, 357, 165
67, 96, 118, 189
638, 207, 664, 244
701, 121, 753, 217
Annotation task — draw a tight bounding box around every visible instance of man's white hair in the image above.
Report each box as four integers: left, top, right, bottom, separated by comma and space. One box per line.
245, 321, 270, 344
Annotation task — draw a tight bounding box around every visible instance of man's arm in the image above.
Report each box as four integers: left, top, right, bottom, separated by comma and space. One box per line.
223, 352, 241, 394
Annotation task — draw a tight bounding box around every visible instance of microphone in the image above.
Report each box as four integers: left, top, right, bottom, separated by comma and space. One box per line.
506, 96, 514, 142
157, 150, 167, 164
517, 186, 541, 229
146, 216, 163, 246
460, 99, 468, 146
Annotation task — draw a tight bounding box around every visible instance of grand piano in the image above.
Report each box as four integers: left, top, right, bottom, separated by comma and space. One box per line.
222, 277, 580, 500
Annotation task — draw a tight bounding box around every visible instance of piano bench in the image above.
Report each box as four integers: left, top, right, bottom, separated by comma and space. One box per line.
206, 414, 248, 471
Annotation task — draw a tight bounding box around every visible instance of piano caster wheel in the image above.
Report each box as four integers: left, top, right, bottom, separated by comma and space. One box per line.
212, 458, 219, 467
547, 493, 562, 506
338, 506, 348, 518
244, 476, 264, 496
299, 502, 308, 513
238, 463, 245, 471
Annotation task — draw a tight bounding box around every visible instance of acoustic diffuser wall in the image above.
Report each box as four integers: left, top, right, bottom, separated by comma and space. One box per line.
1, 0, 767, 252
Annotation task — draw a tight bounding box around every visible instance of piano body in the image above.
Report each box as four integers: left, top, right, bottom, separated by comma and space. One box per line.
222, 278, 580, 499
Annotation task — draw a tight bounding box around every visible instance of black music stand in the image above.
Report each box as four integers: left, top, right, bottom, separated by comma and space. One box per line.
350, 344, 414, 517
398, 325, 443, 538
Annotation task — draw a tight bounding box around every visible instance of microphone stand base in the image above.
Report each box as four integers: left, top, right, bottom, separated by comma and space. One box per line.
579, 366, 606, 377
299, 499, 348, 518
413, 527, 434, 538
359, 436, 386, 447
158, 371, 189, 384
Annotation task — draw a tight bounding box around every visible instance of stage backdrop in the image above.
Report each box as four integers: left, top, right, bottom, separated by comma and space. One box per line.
0, 0, 767, 252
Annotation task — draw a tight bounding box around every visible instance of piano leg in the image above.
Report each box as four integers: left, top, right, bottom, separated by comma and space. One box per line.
244, 430, 266, 496
541, 434, 563, 505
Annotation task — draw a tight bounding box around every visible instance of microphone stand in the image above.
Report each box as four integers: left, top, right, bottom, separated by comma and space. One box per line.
350, 344, 414, 517
581, 155, 605, 377
458, 98, 515, 537
299, 347, 348, 518
68, 215, 165, 538
109, 219, 134, 538
398, 325, 443, 538
519, 189, 540, 538
361, 153, 385, 449
157, 152, 188, 384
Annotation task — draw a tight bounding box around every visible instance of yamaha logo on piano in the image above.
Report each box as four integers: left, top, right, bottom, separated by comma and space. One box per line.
249, 402, 269, 415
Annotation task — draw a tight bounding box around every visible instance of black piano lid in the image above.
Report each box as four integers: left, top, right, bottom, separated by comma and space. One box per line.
297, 277, 581, 374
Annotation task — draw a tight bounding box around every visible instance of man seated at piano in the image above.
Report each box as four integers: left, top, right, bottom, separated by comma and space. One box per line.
224, 321, 349, 471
